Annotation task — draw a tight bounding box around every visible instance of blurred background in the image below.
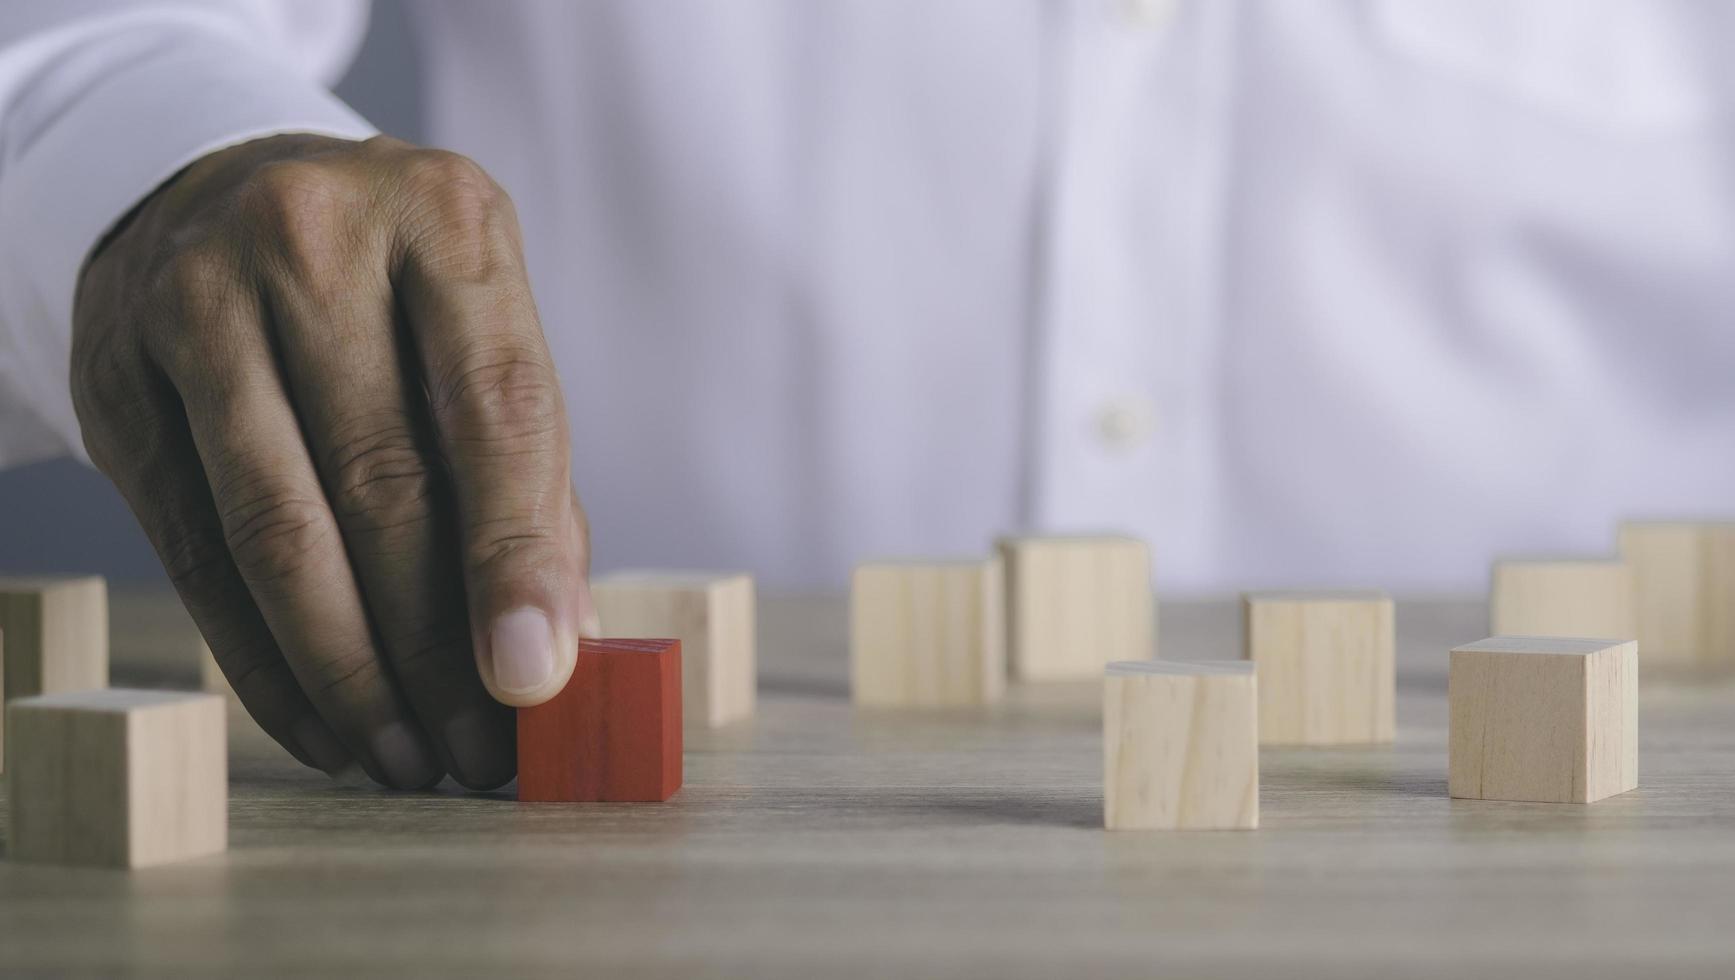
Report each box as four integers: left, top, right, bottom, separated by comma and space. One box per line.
5, 1, 1734, 594
0, 0, 423, 583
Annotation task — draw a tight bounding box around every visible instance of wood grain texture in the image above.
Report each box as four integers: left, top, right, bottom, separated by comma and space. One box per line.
1618, 521, 1735, 668
998, 535, 1154, 680
850, 559, 1004, 706
591, 571, 756, 727
6, 689, 225, 867
1243, 591, 1394, 745
518, 638, 682, 802
2, 595, 1734, 978
0, 576, 108, 702
1449, 637, 1638, 804
1104, 660, 1258, 830
1489, 558, 1635, 642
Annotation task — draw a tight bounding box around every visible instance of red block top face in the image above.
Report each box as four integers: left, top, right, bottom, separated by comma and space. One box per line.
517, 638, 683, 802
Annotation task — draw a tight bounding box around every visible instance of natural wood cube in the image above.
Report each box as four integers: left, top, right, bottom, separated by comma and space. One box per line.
1618, 521, 1735, 668
0, 575, 109, 700
591, 571, 755, 727
517, 638, 682, 802
1, 576, 109, 776
107, 586, 214, 686
850, 559, 1004, 707
103, 587, 252, 739
1103, 660, 1258, 830
1449, 637, 1638, 803
6, 689, 226, 867
998, 535, 1154, 680
1489, 558, 1635, 641
1242, 591, 1394, 745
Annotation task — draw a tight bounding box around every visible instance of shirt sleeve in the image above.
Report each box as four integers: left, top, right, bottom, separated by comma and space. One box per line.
0, 1, 379, 467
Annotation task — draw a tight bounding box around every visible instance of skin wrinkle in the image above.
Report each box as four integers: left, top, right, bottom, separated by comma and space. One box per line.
222, 654, 289, 697
307, 641, 388, 699
220, 498, 339, 588
427, 349, 564, 440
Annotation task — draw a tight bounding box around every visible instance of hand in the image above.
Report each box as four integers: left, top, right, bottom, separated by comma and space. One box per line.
71, 134, 598, 790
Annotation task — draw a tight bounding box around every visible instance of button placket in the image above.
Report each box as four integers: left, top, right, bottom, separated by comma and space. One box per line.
1026, 1, 1235, 586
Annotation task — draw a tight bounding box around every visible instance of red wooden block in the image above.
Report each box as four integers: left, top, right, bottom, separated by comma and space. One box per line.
517, 637, 683, 802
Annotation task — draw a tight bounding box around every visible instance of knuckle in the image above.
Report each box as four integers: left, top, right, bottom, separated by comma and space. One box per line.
402, 151, 515, 276
216, 480, 335, 588
405, 151, 502, 217
70, 255, 184, 478
247, 159, 343, 221
309, 638, 387, 698
158, 244, 244, 320
138, 244, 251, 369
243, 160, 355, 282
467, 516, 562, 578
156, 524, 236, 598
430, 342, 563, 448
324, 415, 439, 534
70, 347, 170, 480
69, 337, 133, 426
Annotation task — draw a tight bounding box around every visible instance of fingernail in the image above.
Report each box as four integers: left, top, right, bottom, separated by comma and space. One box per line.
491, 606, 557, 694
371, 721, 443, 789
443, 707, 513, 790
292, 714, 354, 774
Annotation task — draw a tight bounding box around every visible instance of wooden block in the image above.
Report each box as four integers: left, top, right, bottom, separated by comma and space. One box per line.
1618, 521, 1735, 668
1489, 558, 1635, 641
1449, 636, 1638, 803
1103, 660, 1258, 830
108, 585, 213, 686
1242, 591, 1394, 745
998, 535, 1154, 680
517, 638, 682, 802
850, 559, 1004, 707
0, 575, 109, 700
591, 571, 755, 727
6, 689, 226, 867
105, 585, 242, 705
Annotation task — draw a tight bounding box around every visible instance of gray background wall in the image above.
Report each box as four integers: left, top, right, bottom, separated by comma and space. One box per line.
0, 1, 425, 580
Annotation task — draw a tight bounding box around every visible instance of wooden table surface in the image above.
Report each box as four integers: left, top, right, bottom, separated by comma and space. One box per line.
3, 590, 1734, 978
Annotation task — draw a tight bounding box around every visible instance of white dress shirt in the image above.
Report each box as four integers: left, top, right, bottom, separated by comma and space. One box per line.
3, 1, 1733, 592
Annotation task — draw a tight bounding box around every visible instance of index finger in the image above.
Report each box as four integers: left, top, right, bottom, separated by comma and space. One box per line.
392, 151, 595, 707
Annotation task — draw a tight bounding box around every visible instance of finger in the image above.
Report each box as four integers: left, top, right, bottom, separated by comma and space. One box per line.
72, 339, 353, 778
150, 253, 444, 788
393, 154, 585, 706
264, 259, 514, 790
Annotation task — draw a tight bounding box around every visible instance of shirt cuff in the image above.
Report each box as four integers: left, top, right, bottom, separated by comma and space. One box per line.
0, 25, 377, 464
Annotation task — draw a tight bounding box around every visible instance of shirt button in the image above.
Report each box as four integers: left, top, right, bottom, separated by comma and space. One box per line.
1095, 396, 1158, 451
1121, 0, 1180, 31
